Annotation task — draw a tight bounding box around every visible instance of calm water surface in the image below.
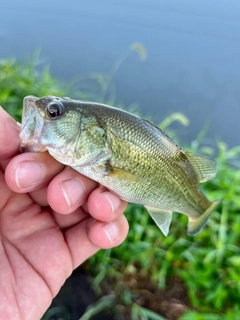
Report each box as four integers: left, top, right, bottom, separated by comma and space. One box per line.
1, 0, 240, 147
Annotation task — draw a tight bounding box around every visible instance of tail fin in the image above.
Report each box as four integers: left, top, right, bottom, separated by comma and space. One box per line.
187, 200, 221, 236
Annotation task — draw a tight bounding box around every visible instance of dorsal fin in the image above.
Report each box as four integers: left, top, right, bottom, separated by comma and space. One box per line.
185, 151, 217, 183
144, 119, 173, 141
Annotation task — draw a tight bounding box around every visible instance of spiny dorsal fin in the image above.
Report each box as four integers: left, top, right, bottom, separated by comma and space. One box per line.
185, 151, 217, 183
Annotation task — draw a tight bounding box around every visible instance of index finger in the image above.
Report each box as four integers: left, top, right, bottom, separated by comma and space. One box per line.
0, 107, 21, 160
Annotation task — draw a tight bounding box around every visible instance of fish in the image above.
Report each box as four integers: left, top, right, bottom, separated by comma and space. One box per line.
19, 95, 221, 236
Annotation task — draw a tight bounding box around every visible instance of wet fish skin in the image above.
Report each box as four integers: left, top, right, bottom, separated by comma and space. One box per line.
20, 95, 221, 236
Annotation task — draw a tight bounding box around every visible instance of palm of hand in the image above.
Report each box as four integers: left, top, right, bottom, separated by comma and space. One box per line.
0, 108, 128, 320
0, 174, 72, 319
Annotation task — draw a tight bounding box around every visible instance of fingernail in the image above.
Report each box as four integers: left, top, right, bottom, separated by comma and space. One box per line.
16, 161, 43, 190
102, 191, 121, 214
61, 179, 84, 209
102, 222, 118, 243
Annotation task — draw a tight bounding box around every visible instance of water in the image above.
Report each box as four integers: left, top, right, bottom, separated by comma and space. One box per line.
1, 0, 240, 147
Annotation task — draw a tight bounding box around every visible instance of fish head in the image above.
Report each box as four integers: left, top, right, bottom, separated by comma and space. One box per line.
19, 96, 83, 165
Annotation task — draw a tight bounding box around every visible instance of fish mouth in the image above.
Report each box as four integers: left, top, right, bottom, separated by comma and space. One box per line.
19, 96, 47, 152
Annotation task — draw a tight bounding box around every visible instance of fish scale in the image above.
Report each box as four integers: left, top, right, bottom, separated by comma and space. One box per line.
105, 131, 203, 212
19, 96, 222, 236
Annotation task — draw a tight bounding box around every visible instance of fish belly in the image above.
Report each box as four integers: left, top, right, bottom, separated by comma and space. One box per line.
72, 162, 210, 218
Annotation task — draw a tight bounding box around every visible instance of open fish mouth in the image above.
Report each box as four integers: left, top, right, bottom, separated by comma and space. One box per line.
19, 96, 47, 152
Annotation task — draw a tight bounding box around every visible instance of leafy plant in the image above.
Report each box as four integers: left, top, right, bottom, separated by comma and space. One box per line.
1, 55, 240, 320
0, 53, 67, 121
83, 125, 240, 318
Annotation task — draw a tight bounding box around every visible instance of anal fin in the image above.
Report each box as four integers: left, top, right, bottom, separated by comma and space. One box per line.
145, 206, 172, 236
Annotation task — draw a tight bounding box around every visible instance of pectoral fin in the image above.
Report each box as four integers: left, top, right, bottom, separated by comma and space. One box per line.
106, 165, 150, 184
145, 206, 172, 236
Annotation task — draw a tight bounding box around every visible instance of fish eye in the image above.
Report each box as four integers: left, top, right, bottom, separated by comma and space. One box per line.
46, 101, 65, 119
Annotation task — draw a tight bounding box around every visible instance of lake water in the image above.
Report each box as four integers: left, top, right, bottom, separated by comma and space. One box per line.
1, 0, 240, 147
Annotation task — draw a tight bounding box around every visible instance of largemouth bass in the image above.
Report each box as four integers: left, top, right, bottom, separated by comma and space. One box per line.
20, 96, 221, 236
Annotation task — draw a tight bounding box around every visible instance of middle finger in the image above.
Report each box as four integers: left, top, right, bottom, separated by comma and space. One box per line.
47, 166, 98, 215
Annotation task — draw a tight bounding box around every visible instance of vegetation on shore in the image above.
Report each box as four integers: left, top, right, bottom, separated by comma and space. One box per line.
1, 55, 240, 320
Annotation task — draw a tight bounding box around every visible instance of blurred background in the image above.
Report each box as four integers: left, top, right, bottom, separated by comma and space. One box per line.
1, 1, 240, 320
2, 0, 240, 146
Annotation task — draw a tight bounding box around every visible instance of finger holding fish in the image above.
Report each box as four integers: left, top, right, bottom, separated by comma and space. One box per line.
47, 166, 97, 214
5, 151, 64, 193
64, 213, 129, 269
6, 150, 127, 221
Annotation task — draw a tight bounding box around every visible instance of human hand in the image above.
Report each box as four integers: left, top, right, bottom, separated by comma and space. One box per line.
0, 107, 129, 320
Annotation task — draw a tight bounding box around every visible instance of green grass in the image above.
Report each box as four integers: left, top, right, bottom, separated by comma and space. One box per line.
85, 142, 240, 318
0, 54, 68, 121
1, 56, 240, 320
